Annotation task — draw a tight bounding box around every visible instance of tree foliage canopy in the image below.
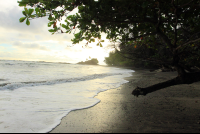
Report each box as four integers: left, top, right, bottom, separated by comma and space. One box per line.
18, 0, 200, 64
18, 0, 200, 42
18, 0, 200, 96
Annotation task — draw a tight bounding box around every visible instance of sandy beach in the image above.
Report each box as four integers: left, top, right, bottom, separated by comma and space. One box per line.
49, 69, 200, 133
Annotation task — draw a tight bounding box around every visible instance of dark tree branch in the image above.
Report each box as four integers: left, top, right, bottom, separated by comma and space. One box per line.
153, 2, 173, 52
176, 37, 200, 51
178, 0, 194, 8
156, 27, 173, 52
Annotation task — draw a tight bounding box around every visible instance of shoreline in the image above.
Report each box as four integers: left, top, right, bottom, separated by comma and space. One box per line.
50, 69, 200, 133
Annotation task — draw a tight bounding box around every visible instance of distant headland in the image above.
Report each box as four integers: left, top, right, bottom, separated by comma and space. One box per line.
77, 58, 99, 65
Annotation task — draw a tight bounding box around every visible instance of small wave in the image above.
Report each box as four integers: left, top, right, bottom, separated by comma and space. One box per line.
0, 73, 124, 91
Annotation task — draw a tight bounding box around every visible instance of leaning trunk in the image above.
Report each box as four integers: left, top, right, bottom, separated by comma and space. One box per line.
132, 54, 200, 97
132, 68, 200, 97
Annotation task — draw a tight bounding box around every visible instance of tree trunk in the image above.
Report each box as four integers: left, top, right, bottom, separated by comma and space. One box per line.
132, 71, 200, 97
131, 29, 200, 97
132, 56, 200, 97
172, 51, 187, 83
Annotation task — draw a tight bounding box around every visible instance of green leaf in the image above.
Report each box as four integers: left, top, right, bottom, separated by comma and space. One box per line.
48, 29, 55, 32
24, 8, 29, 15
26, 18, 30, 25
66, 30, 70, 33
28, 9, 34, 16
48, 14, 53, 21
19, 17, 26, 22
41, 9, 46, 13
61, 24, 69, 29
18, 2, 26, 7
48, 22, 54, 27
30, 15, 36, 18
22, 11, 27, 16
48, 23, 51, 27
90, 38, 95, 42
35, 8, 39, 12
99, 43, 103, 47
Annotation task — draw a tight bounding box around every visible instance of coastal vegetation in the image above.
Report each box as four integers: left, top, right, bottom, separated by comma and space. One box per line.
18, 0, 200, 96
77, 58, 98, 65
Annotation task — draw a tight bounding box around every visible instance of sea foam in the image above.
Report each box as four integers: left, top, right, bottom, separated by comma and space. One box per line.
0, 60, 134, 133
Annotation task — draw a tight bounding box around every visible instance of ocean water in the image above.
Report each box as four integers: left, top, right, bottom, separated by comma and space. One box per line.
0, 60, 134, 133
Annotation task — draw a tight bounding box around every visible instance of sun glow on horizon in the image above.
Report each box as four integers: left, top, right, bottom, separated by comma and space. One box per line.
0, 0, 114, 65
75, 38, 112, 64
30, 38, 112, 65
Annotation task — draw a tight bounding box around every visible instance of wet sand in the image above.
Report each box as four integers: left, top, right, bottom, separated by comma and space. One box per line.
50, 69, 200, 133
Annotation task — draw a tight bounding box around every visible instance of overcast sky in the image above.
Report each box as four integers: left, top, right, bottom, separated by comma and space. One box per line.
0, 0, 112, 65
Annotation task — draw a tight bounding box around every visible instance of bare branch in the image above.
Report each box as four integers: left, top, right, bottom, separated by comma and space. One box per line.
176, 38, 200, 50
186, 32, 200, 41
178, 0, 194, 8
156, 27, 173, 51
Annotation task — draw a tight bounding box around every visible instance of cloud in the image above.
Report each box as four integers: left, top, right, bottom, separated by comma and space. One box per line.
12, 41, 50, 51
0, 6, 46, 32
0, 2, 80, 44
0, 1, 110, 65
